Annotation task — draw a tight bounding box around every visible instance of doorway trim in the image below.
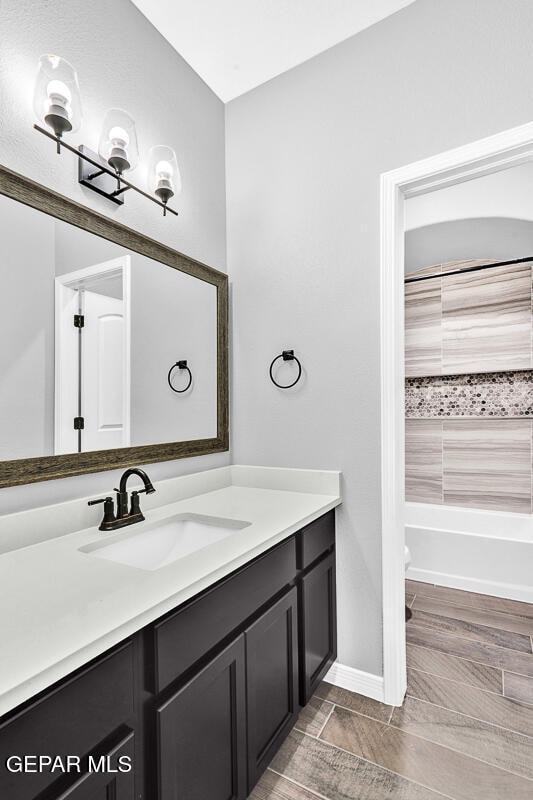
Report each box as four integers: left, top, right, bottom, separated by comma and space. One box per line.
380, 120, 533, 705
54, 256, 131, 455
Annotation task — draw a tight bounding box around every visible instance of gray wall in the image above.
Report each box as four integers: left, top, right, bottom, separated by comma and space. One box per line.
226, 0, 533, 676
405, 218, 533, 273
0, 0, 228, 513
0, 196, 55, 460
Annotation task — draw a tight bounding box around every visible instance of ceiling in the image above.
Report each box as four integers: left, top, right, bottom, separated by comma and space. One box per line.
130, 0, 416, 102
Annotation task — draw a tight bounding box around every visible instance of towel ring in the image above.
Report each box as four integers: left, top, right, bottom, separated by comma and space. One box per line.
269, 350, 302, 389
168, 360, 192, 393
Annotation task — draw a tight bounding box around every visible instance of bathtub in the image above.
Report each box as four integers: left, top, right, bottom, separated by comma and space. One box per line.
405, 502, 533, 603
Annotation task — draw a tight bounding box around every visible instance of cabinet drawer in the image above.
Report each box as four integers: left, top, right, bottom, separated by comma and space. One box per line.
0, 642, 135, 800
297, 510, 335, 570
52, 731, 135, 800
153, 537, 296, 693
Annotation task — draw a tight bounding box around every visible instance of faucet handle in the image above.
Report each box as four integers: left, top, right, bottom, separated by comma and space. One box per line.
88, 496, 116, 528
88, 496, 113, 506
130, 490, 146, 517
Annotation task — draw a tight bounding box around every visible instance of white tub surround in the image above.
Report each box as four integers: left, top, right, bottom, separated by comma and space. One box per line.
0, 465, 341, 718
406, 501, 533, 603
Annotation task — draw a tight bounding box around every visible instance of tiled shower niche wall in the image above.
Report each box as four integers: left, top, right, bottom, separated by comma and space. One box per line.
405, 260, 533, 513
406, 371, 533, 418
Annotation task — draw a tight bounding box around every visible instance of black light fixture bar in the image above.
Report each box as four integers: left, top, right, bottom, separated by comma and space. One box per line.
34, 124, 179, 217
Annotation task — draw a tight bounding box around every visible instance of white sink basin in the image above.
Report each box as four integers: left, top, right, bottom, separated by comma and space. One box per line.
80, 514, 251, 571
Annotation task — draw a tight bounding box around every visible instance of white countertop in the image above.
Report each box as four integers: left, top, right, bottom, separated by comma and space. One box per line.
0, 465, 341, 718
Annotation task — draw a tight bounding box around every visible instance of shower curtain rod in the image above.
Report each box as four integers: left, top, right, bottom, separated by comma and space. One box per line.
404, 255, 533, 284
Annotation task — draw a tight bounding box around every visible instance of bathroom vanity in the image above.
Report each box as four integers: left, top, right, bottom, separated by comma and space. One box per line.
0, 466, 340, 800
0, 166, 341, 799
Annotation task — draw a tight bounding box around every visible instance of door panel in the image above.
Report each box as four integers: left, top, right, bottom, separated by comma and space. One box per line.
83, 290, 129, 451
245, 588, 299, 789
300, 552, 337, 704
157, 636, 246, 800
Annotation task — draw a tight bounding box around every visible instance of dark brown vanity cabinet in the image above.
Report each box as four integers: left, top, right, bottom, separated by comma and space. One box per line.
156, 587, 300, 800
245, 587, 299, 788
157, 636, 247, 800
152, 540, 301, 799
299, 551, 337, 704
51, 733, 135, 800
0, 510, 336, 800
0, 642, 137, 800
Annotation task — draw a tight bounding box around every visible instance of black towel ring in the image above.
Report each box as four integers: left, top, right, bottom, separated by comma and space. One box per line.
269, 350, 302, 389
168, 360, 192, 393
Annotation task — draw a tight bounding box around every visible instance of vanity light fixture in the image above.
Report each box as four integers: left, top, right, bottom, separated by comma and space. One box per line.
98, 109, 139, 182
33, 54, 82, 153
32, 55, 178, 217
148, 145, 181, 216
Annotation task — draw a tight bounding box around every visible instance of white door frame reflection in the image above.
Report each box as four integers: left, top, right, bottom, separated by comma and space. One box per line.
54, 256, 131, 454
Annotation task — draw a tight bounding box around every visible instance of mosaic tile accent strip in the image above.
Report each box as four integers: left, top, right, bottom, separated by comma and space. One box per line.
405, 370, 533, 418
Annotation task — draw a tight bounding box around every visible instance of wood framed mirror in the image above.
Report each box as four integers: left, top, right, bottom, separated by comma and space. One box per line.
0, 165, 228, 488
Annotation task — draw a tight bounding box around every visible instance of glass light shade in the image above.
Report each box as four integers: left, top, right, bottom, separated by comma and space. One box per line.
33, 54, 82, 136
98, 109, 139, 174
147, 145, 181, 207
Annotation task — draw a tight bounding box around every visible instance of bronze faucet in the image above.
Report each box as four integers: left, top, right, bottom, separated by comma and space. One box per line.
88, 468, 156, 531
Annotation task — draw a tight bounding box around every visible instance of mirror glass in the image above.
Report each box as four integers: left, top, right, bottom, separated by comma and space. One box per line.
0, 193, 218, 461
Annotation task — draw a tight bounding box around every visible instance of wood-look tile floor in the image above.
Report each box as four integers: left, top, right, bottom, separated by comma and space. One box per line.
250, 580, 533, 800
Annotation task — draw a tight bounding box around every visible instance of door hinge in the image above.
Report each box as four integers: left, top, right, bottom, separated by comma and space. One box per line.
74, 314, 85, 328
73, 416, 85, 430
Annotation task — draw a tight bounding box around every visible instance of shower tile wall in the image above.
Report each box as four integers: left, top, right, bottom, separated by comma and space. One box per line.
406, 419, 533, 512
405, 276, 441, 377
443, 419, 531, 511
405, 420, 442, 504
405, 260, 533, 513
405, 371, 533, 418
442, 262, 532, 373
405, 260, 533, 377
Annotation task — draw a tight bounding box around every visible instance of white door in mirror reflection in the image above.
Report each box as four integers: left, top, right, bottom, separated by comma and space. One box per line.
83, 291, 127, 451
54, 257, 131, 454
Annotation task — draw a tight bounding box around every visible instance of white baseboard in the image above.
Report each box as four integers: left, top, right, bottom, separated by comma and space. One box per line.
407, 567, 533, 604
325, 662, 385, 703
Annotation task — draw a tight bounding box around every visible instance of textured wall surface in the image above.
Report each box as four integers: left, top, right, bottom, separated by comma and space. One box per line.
226, 0, 533, 675
406, 370, 533, 418
0, 196, 55, 460
405, 260, 533, 377
406, 418, 533, 512
405, 258, 533, 512
0, 0, 228, 514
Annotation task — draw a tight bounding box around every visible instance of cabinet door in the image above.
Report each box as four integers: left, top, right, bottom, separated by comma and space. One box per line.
245, 588, 299, 790
299, 552, 337, 704
157, 636, 246, 800
52, 732, 135, 800
0, 642, 135, 800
